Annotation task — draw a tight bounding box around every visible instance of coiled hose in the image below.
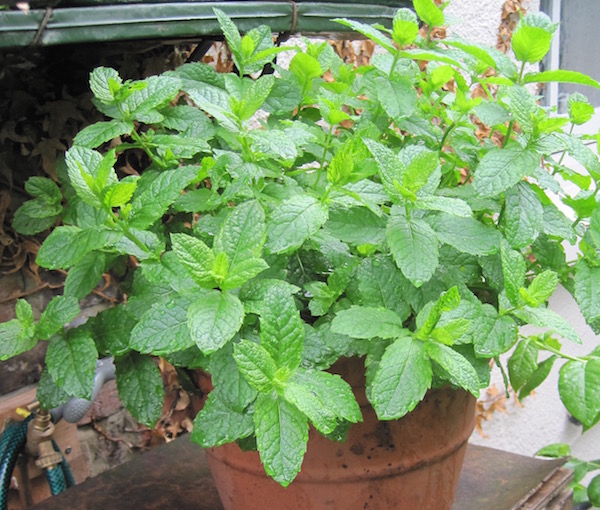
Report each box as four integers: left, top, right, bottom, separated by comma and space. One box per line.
0, 416, 74, 510
46, 439, 76, 496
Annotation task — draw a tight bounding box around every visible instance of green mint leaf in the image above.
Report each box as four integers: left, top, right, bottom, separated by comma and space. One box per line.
426, 342, 480, 396
523, 70, 600, 90
214, 200, 266, 268
265, 194, 328, 254
356, 255, 411, 320
501, 241, 526, 306
508, 339, 538, 392
213, 8, 243, 70
65, 146, 116, 206
37, 368, 71, 410
235, 75, 275, 121
392, 8, 419, 46
239, 279, 301, 316
428, 212, 500, 256
145, 134, 209, 159
167, 61, 225, 91
171, 233, 216, 287
574, 260, 600, 334
249, 130, 298, 162
209, 344, 257, 412
64, 251, 106, 299
558, 359, 600, 430
115, 353, 164, 428
222, 258, 269, 290
130, 293, 196, 355
413, 0, 445, 27
111, 228, 164, 261
159, 105, 215, 139
387, 209, 438, 287
123, 76, 181, 122
212, 252, 230, 283
46, 330, 97, 399
502, 85, 538, 132
74, 120, 134, 149
416, 286, 460, 337
25, 176, 62, 203
288, 369, 361, 424
444, 38, 499, 70
557, 134, 600, 181
89, 67, 122, 103
187, 290, 244, 353
129, 166, 200, 229
473, 305, 518, 357
15, 299, 34, 330
375, 77, 417, 120
240, 26, 282, 75
331, 306, 405, 340
102, 179, 138, 208
541, 203, 576, 243
415, 195, 472, 218
234, 339, 277, 392
165, 347, 207, 370
87, 306, 135, 356
518, 355, 556, 399
370, 336, 432, 420
400, 148, 439, 194
283, 379, 339, 435
363, 138, 405, 203
0, 320, 37, 361
37, 226, 121, 270
526, 270, 559, 306
512, 306, 580, 344
186, 86, 238, 133
430, 319, 471, 345
254, 391, 308, 487
333, 19, 395, 53
473, 101, 511, 126
567, 93, 595, 125
325, 206, 386, 246
259, 286, 304, 370
589, 475, 600, 507
503, 182, 543, 249
12, 200, 61, 236
471, 146, 540, 198
264, 78, 303, 116
511, 12, 557, 64
288, 52, 323, 93
536, 443, 571, 458
191, 391, 254, 447
37, 296, 80, 340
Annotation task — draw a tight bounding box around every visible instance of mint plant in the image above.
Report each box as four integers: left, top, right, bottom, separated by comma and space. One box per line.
3, 2, 600, 487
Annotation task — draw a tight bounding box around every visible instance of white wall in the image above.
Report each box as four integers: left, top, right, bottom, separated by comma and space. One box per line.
444, 0, 540, 46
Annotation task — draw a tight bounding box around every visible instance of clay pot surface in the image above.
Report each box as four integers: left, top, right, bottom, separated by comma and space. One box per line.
207, 359, 476, 510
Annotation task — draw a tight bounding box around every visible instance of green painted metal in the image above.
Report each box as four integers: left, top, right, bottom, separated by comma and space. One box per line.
0, 0, 410, 48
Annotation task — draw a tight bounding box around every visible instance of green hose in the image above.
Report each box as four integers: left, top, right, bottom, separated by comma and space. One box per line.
0, 416, 32, 510
45, 465, 67, 496
0, 415, 74, 509
52, 439, 76, 489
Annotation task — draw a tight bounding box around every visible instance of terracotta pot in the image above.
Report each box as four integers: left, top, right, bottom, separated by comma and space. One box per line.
206, 358, 476, 510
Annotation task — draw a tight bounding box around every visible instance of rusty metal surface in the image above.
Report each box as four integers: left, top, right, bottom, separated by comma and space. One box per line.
32, 438, 570, 510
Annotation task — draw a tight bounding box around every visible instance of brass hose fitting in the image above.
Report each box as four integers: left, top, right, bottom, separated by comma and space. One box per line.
25, 409, 62, 469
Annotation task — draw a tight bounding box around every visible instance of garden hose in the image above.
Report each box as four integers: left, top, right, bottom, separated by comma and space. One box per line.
0, 415, 74, 510
43, 439, 76, 496
0, 358, 114, 508
0, 416, 33, 510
